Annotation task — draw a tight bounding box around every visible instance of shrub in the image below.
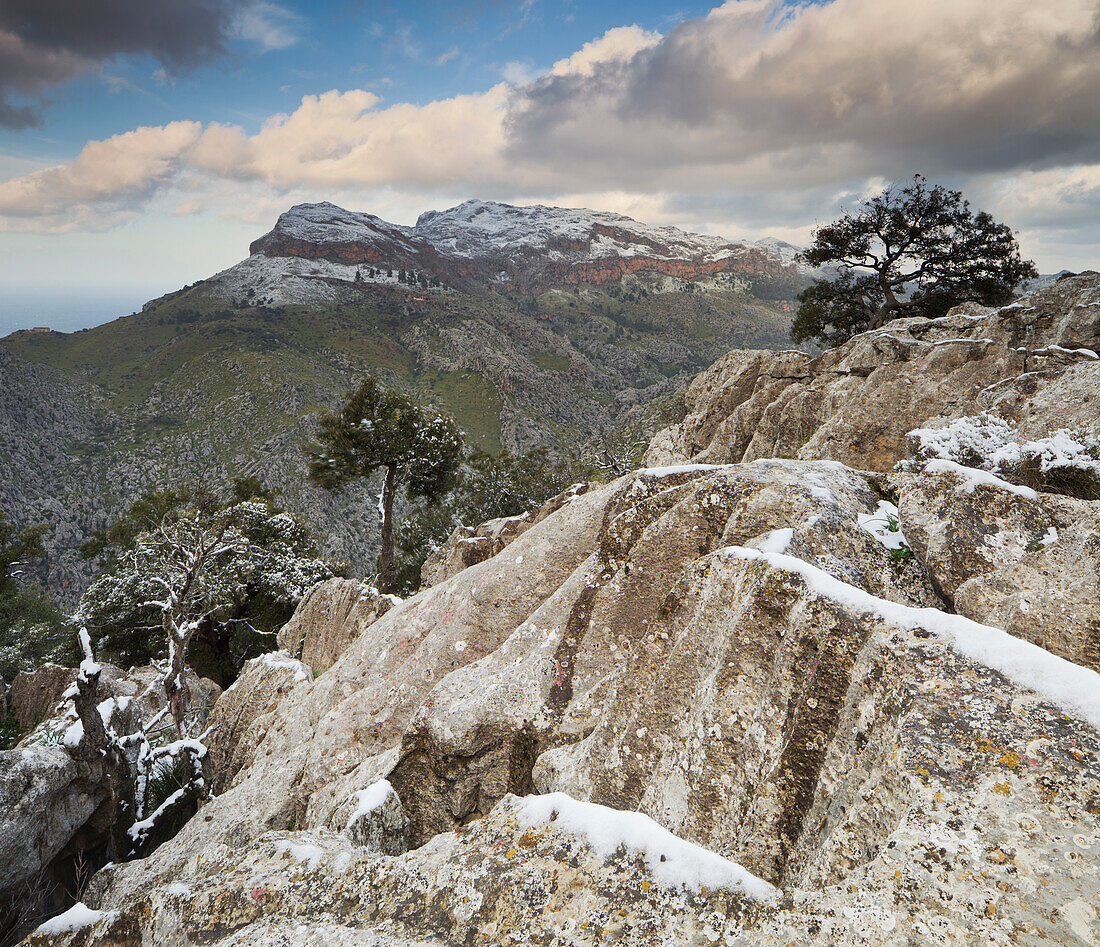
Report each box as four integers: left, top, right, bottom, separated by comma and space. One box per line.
905, 414, 1100, 499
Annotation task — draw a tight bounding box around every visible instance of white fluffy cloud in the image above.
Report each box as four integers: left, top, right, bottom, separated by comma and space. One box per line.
1, 2, 1098, 268
0, 121, 202, 223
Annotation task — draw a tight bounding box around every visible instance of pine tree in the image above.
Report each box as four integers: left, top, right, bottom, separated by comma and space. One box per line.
792, 176, 1037, 347
306, 377, 463, 593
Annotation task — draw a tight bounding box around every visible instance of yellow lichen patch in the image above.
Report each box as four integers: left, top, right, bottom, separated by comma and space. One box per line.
974, 737, 997, 753
641, 881, 651, 892
985, 903, 997, 919
517, 829, 543, 849
915, 766, 931, 783
994, 781, 1012, 796
997, 751, 1021, 770
933, 790, 945, 803
986, 848, 1010, 865
506, 849, 517, 858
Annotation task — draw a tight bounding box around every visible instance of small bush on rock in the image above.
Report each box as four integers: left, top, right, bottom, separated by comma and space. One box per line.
904, 414, 1100, 499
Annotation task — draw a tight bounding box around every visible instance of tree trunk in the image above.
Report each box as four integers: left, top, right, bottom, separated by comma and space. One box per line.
378, 464, 398, 594
164, 626, 190, 739
72, 662, 135, 860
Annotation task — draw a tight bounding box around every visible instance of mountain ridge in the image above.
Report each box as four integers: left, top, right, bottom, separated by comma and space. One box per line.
239, 198, 800, 297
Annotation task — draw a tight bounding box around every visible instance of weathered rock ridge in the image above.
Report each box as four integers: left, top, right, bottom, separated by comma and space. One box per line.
14, 274, 1100, 946
646, 272, 1100, 472
45, 450, 1100, 945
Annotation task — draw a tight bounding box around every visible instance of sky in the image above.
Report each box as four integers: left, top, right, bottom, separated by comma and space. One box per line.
0, 0, 1098, 334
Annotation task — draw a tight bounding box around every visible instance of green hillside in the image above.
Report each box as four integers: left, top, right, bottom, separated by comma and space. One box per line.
1, 273, 796, 600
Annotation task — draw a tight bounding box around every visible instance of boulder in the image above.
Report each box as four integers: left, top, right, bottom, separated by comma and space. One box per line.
898, 467, 1100, 672
647, 274, 1100, 471
0, 745, 109, 912
9, 664, 77, 732
341, 778, 409, 855
277, 579, 398, 672
205, 652, 313, 794
420, 482, 591, 588
898, 465, 1054, 604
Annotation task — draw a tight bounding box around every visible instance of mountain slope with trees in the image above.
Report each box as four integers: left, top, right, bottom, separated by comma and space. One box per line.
0, 201, 801, 604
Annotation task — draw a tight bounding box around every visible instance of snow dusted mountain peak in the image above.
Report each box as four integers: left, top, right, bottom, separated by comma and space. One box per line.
239, 198, 803, 296
266, 202, 417, 246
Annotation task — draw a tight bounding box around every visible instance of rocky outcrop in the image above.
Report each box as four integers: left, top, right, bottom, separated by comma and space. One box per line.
420, 482, 591, 588
9, 664, 77, 732
206, 652, 313, 794
277, 580, 398, 671
900, 469, 1100, 671
59, 451, 1100, 945
0, 663, 219, 943
646, 273, 1100, 471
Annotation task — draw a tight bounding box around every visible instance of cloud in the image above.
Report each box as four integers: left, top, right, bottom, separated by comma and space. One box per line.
0, 122, 202, 220
546, 25, 661, 79
232, 1, 301, 51
1, 4, 1098, 269
500, 61, 537, 85
506, 0, 1100, 189
436, 46, 459, 67
205, 86, 511, 190
0, 0, 300, 127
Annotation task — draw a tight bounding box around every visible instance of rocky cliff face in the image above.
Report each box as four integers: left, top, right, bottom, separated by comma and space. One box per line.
239, 199, 801, 297
645, 272, 1100, 472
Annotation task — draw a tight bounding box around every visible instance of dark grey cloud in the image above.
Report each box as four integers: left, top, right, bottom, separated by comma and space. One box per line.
0, 0, 238, 128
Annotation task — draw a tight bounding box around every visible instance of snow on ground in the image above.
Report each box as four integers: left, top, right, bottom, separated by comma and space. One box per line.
908, 415, 1100, 489
205, 253, 424, 308
924, 459, 1040, 500
416, 199, 766, 266
511, 792, 778, 899
637, 464, 734, 477
259, 651, 311, 683
721, 546, 1100, 730
274, 839, 327, 871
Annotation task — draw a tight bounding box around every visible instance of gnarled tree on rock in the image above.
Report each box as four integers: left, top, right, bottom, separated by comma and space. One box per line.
307, 377, 463, 595
791, 176, 1037, 347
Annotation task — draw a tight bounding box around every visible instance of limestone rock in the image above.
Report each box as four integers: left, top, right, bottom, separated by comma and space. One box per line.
206, 652, 313, 794
341, 779, 409, 855
898, 465, 1054, 604
647, 273, 1100, 471
0, 745, 107, 908
77, 580, 1100, 945
9, 664, 77, 732
277, 579, 398, 671
60, 458, 1100, 946
420, 482, 592, 588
